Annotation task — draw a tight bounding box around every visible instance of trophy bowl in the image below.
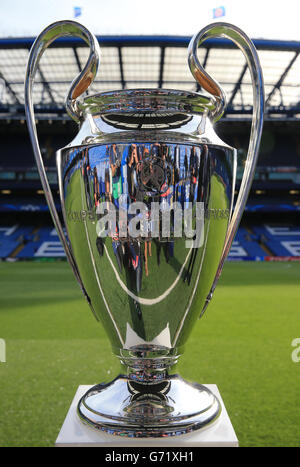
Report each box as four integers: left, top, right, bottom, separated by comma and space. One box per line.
25, 21, 264, 437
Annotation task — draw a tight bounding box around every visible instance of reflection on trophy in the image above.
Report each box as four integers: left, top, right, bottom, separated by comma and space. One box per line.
25, 21, 264, 437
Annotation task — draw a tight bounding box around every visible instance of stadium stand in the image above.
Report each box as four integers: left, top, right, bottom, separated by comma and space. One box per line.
0, 225, 35, 257
231, 227, 267, 257
1, 221, 300, 260
251, 225, 300, 257
0, 35, 300, 262
15, 227, 65, 258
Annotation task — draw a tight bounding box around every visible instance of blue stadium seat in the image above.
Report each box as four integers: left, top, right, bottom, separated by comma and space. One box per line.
229, 227, 266, 257
0, 225, 35, 257
1, 223, 299, 259
16, 240, 65, 258
0, 238, 20, 257
15, 227, 65, 258
251, 225, 300, 256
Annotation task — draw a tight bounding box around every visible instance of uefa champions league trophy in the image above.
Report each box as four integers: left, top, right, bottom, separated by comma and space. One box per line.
25, 21, 264, 437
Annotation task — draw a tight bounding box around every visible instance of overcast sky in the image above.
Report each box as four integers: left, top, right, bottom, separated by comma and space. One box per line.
1, 0, 300, 41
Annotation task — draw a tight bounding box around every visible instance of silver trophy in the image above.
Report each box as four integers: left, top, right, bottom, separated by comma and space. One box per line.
25, 21, 264, 437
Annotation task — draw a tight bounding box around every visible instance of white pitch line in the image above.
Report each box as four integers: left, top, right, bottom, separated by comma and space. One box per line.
104, 243, 192, 306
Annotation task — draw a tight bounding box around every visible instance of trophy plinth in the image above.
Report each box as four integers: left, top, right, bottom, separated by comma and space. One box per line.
25, 20, 264, 438
56, 384, 239, 446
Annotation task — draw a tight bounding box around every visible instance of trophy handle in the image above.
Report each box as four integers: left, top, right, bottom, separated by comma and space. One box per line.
24, 20, 101, 302
188, 22, 265, 314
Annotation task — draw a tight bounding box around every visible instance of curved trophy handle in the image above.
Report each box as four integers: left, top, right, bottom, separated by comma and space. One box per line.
188, 22, 265, 314
24, 20, 101, 302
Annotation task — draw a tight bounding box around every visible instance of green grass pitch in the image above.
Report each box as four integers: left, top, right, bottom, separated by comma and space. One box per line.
0, 261, 300, 447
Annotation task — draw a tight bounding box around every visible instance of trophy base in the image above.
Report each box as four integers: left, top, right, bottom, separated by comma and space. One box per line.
77, 375, 221, 438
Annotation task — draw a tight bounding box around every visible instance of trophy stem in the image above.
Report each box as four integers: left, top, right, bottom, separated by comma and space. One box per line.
118, 345, 180, 384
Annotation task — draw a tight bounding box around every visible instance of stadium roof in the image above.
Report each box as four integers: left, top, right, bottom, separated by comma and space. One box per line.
1, 35, 300, 121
